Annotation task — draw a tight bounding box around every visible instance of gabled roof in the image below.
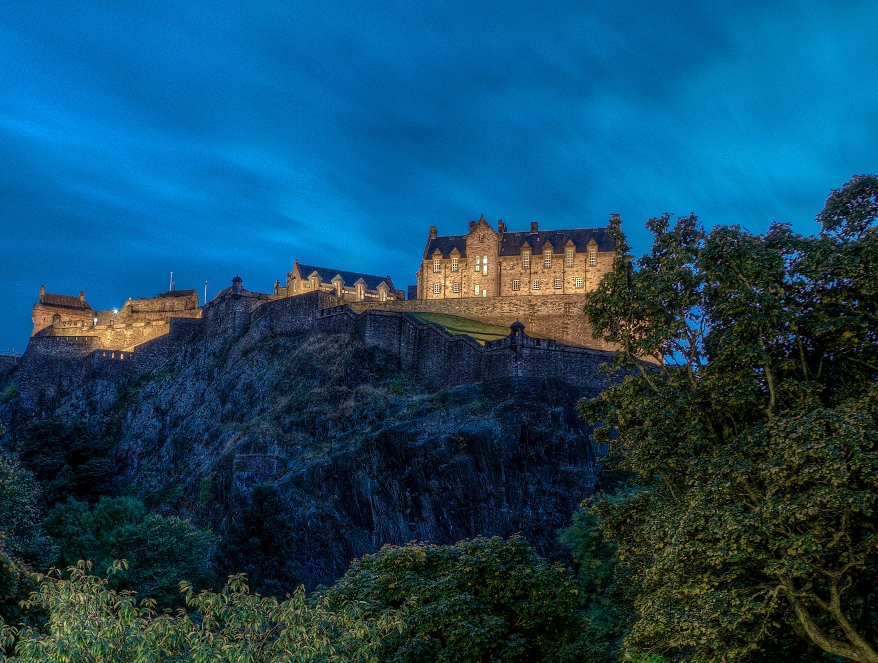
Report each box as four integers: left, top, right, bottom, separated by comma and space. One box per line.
423, 235, 467, 260
39, 293, 92, 310
498, 228, 614, 255
295, 263, 394, 292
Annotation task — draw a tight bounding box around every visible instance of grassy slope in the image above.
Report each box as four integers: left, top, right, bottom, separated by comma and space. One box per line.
406, 312, 513, 345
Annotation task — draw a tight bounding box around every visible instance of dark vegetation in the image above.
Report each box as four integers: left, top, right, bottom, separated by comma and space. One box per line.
0, 175, 873, 661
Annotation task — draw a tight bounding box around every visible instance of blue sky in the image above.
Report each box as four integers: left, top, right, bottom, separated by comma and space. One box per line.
1, 0, 876, 352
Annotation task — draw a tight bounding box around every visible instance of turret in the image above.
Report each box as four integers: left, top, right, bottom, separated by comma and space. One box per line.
231, 275, 243, 295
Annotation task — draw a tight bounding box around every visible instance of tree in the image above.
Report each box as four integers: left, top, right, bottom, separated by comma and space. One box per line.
216, 483, 299, 598
43, 496, 216, 609
579, 176, 878, 661
326, 535, 582, 663
0, 562, 401, 662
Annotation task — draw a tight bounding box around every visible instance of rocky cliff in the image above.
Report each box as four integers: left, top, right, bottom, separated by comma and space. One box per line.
0, 322, 611, 589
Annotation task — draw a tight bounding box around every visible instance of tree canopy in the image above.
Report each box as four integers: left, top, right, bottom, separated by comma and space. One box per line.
579, 175, 878, 661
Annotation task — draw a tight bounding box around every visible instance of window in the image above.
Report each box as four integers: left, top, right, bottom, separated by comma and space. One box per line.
588, 249, 597, 267
380, 289, 387, 302
544, 251, 552, 268
482, 258, 488, 276
451, 257, 459, 272
433, 283, 441, 294
481, 288, 487, 297
566, 249, 574, 268
433, 259, 441, 273
475, 256, 482, 272
512, 279, 520, 291
554, 278, 562, 289
533, 279, 541, 290
474, 284, 481, 296
575, 277, 584, 288
522, 253, 530, 269
478, 233, 485, 243
453, 281, 460, 293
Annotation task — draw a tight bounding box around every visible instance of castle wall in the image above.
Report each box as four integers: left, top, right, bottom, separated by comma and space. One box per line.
349, 294, 614, 350
31, 304, 94, 336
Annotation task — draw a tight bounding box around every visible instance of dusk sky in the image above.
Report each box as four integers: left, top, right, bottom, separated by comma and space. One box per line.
2, 1, 876, 353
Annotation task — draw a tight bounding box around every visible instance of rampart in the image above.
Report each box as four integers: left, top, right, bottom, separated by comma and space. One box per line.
17, 287, 621, 412
349, 294, 613, 350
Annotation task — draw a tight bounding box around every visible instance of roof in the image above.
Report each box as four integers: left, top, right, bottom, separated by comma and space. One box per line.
39, 293, 92, 310
424, 235, 468, 260
294, 263, 394, 291
498, 228, 615, 255
157, 289, 197, 298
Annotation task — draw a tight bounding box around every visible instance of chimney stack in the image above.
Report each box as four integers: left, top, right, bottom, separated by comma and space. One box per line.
469, 220, 476, 230
79, 290, 85, 301
530, 221, 539, 234
497, 220, 506, 234
39, 285, 45, 300
429, 225, 437, 239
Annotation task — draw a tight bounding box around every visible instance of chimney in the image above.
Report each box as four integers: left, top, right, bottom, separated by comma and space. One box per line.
610, 213, 621, 224
530, 221, 539, 234
497, 220, 506, 234
79, 290, 85, 301
469, 220, 476, 230
429, 225, 437, 239
39, 285, 45, 301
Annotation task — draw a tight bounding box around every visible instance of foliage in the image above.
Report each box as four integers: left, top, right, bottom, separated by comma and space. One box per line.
579, 176, 878, 661
326, 535, 583, 663
0, 561, 401, 662
0, 452, 51, 625
0, 386, 17, 405
559, 508, 629, 663
15, 419, 114, 507
216, 483, 299, 598
42, 496, 215, 609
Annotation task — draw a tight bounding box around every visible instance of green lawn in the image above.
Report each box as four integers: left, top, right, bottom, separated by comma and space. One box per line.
407, 312, 512, 345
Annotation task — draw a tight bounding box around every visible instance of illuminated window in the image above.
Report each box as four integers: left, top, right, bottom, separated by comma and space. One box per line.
451, 257, 459, 272
575, 277, 583, 288
433, 259, 441, 273
522, 252, 530, 269
554, 278, 562, 289
512, 280, 520, 291
544, 251, 552, 268
481, 288, 487, 297
474, 284, 481, 296
482, 258, 488, 276
533, 279, 541, 290
433, 283, 441, 294
475, 256, 482, 272
588, 249, 597, 267
380, 289, 387, 302
453, 281, 460, 293
566, 250, 574, 268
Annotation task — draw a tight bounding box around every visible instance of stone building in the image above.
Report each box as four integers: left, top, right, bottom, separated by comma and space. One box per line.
416, 215, 616, 300
32, 286, 95, 336
275, 260, 403, 302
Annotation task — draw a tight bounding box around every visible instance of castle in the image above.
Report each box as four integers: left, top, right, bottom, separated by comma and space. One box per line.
17, 216, 622, 411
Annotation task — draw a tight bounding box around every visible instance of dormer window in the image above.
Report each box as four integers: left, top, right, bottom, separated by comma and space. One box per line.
544, 250, 552, 268
588, 249, 597, 267
433, 258, 441, 273
565, 249, 574, 268
451, 257, 459, 272
522, 252, 530, 269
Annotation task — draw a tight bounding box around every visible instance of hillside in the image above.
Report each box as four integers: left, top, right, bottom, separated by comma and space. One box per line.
0, 322, 608, 589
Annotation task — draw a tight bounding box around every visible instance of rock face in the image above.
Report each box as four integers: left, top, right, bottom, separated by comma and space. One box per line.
1, 324, 611, 589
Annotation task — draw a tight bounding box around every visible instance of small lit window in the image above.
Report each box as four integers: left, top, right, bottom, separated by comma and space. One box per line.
433, 283, 441, 294
474, 284, 481, 296
433, 259, 441, 273
533, 279, 541, 290
575, 277, 584, 288
451, 257, 459, 272
588, 249, 597, 267
453, 281, 460, 293
482, 258, 488, 276
475, 256, 482, 272
554, 278, 562, 289
481, 288, 487, 297
522, 253, 530, 269
544, 251, 552, 268
512, 280, 520, 291
380, 289, 387, 301
566, 250, 574, 268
